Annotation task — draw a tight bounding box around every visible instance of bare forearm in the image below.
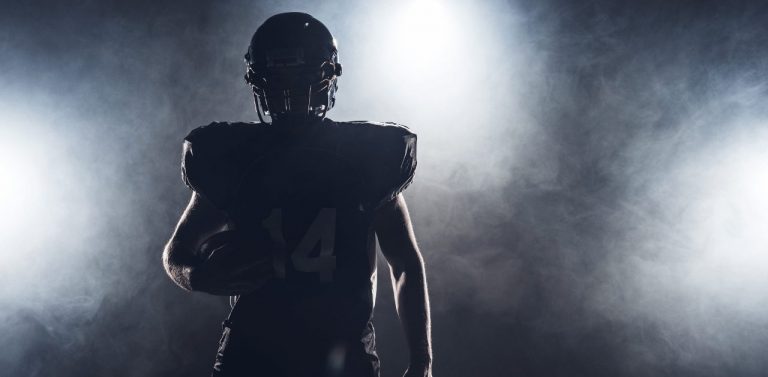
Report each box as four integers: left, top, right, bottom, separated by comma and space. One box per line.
163, 238, 270, 296
163, 254, 253, 295
163, 192, 254, 295
392, 263, 433, 367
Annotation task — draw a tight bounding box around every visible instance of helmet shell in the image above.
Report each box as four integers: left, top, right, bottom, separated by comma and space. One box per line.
245, 12, 342, 122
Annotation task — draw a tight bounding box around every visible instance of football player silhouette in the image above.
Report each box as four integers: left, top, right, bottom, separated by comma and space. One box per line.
163, 12, 433, 377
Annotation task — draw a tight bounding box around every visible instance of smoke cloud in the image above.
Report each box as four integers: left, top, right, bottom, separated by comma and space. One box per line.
1, 0, 768, 376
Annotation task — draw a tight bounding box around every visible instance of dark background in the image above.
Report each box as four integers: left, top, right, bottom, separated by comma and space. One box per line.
2, 1, 768, 376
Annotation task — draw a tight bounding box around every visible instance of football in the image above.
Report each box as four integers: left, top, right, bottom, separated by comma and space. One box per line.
196, 229, 274, 292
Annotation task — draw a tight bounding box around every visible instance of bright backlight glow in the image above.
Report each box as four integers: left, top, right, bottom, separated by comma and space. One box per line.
681, 127, 768, 300
395, 1, 456, 66
0, 113, 64, 277
383, 0, 464, 80
0, 139, 56, 291
0, 142, 49, 227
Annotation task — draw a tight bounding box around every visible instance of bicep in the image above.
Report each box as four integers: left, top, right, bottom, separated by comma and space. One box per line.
373, 194, 422, 273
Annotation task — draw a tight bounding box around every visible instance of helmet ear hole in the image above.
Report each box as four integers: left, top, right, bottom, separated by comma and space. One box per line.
334, 63, 342, 77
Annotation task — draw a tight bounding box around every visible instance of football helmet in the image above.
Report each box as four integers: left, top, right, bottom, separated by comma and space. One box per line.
244, 12, 343, 124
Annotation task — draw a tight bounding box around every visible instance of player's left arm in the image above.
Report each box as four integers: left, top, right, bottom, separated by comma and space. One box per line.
375, 193, 433, 377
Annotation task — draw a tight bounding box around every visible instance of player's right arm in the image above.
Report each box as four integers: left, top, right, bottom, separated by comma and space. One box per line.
162, 191, 267, 295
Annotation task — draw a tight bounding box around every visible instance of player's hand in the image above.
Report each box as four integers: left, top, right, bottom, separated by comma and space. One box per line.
192, 231, 273, 295
201, 243, 273, 294
403, 364, 432, 377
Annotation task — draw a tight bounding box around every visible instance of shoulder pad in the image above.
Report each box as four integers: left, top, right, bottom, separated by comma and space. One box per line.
336, 121, 417, 209
181, 121, 269, 209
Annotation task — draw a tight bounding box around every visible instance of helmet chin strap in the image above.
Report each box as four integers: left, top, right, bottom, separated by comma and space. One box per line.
310, 82, 330, 121
253, 82, 328, 126
254, 92, 270, 125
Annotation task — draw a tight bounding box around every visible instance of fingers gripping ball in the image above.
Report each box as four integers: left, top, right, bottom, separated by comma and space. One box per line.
195, 230, 274, 295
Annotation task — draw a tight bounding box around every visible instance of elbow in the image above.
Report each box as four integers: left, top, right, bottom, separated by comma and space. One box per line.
162, 243, 197, 292
402, 253, 427, 276
161, 244, 174, 280
390, 259, 426, 286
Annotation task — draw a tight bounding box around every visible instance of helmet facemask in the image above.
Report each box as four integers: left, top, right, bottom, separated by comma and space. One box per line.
244, 13, 342, 125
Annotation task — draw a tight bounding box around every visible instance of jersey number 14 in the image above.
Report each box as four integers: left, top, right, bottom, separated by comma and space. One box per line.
262, 208, 337, 282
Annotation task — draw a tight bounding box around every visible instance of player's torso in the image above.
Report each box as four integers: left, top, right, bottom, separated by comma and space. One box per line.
182, 117, 415, 342
223, 120, 380, 338
183, 118, 415, 376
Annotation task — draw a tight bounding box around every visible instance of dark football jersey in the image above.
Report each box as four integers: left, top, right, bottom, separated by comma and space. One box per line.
181, 118, 416, 377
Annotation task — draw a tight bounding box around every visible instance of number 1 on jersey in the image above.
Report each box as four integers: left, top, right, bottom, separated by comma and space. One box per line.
262, 208, 337, 282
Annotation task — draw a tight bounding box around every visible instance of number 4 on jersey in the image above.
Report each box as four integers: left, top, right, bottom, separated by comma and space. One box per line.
262, 208, 337, 282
